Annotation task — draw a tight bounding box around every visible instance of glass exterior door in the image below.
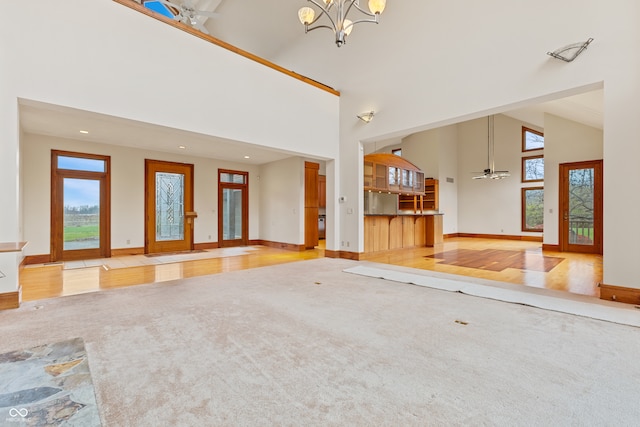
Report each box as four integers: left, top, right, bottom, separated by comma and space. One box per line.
51, 151, 110, 261
145, 160, 194, 254
560, 160, 603, 254
63, 178, 101, 250
222, 188, 243, 241
218, 170, 248, 247
155, 172, 185, 242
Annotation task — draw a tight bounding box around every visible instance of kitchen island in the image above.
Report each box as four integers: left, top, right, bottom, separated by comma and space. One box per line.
362, 152, 443, 254
364, 212, 443, 253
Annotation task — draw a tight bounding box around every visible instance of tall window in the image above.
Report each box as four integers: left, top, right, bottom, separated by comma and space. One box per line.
521, 127, 544, 232
522, 155, 544, 182
522, 127, 544, 151
522, 187, 544, 232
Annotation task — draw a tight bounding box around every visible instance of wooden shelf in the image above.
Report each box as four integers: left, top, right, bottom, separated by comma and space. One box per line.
423, 179, 439, 211
398, 179, 439, 212
364, 153, 425, 195
0, 242, 27, 253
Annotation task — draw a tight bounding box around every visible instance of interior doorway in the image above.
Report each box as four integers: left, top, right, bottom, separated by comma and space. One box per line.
304, 161, 319, 249
218, 169, 248, 247
559, 160, 603, 254
145, 159, 195, 254
51, 150, 111, 261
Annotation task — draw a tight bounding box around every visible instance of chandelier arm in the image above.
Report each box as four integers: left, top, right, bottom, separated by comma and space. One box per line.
350, 1, 378, 18
343, 0, 357, 18
344, 17, 379, 31
306, 13, 327, 28
305, 24, 335, 33
306, 0, 338, 31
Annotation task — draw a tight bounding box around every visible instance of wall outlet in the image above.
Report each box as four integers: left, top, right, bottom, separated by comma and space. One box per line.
126, 239, 130, 245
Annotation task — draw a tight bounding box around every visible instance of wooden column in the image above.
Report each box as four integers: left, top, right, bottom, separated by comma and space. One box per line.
426, 215, 443, 247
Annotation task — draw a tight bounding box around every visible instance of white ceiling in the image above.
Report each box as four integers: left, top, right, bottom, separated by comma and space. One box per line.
503, 89, 603, 131
18, 100, 295, 165
19, 0, 604, 163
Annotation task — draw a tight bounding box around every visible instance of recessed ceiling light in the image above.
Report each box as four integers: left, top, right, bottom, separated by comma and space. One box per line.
244, 155, 250, 159
178, 145, 186, 149
79, 130, 89, 134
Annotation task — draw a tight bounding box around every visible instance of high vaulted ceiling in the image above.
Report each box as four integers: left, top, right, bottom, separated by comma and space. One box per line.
201, 0, 604, 132
19, 0, 603, 162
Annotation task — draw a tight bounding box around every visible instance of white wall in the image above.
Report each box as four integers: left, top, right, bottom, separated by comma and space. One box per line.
3, 0, 640, 291
0, 0, 339, 292
303, 0, 618, 253
367, 113, 602, 242
1, 0, 339, 161
543, 114, 603, 245
457, 115, 535, 236
400, 113, 603, 244
401, 125, 459, 234
435, 127, 459, 235
1, 102, 19, 244
21, 134, 267, 256
402, 131, 440, 177
305, 0, 637, 289
259, 157, 305, 245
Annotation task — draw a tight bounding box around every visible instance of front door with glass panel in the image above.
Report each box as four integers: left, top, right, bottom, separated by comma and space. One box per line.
559, 160, 603, 254
218, 170, 248, 247
145, 160, 194, 254
51, 151, 110, 261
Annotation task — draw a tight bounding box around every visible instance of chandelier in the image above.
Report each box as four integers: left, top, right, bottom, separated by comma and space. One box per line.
298, 0, 387, 47
472, 116, 510, 180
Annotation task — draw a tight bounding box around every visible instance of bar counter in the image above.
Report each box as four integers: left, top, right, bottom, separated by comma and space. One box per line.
364, 213, 443, 253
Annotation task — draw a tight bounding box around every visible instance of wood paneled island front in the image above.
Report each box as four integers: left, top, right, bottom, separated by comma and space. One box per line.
364, 213, 443, 253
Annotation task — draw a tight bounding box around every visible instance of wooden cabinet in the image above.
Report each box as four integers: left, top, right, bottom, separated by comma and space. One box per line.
364, 153, 424, 195
388, 166, 399, 192
364, 161, 373, 188
304, 162, 319, 249
364, 216, 390, 252
426, 214, 443, 246
318, 175, 326, 208
364, 214, 443, 252
398, 179, 439, 213
423, 179, 439, 211
364, 161, 389, 191
398, 195, 420, 213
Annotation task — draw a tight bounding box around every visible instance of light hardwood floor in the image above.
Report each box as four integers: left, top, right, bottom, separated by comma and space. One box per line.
364, 238, 602, 297
20, 237, 602, 302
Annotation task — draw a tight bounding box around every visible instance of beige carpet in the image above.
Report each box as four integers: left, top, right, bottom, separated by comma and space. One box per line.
346, 262, 640, 328
2, 258, 639, 425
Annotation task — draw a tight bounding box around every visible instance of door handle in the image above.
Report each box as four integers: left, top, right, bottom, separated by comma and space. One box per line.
185, 211, 198, 224
563, 211, 568, 221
